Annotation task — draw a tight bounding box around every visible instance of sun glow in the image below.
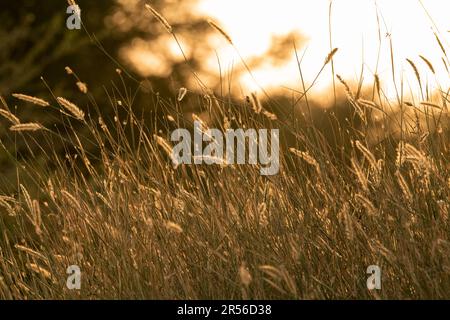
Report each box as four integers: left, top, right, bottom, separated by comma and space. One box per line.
197, 0, 449, 102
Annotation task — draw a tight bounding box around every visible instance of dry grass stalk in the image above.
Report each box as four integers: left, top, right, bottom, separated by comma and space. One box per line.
239, 265, 252, 287
325, 48, 339, 65
208, 19, 233, 44
31, 199, 42, 235
61, 190, 82, 211
355, 140, 377, 170
0, 109, 20, 125
420, 101, 441, 109
0, 198, 14, 215
57, 97, 85, 120
406, 59, 421, 87
355, 193, 376, 215
165, 221, 183, 233
395, 171, 412, 201
419, 55, 436, 74
250, 93, 263, 114
177, 87, 187, 102
26, 263, 52, 280
145, 4, 172, 33
336, 74, 353, 98
357, 99, 387, 115
65, 66, 74, 75
10, 123, 43, 132
351, 158, 369, 191
12, 93, 50, 107
374, 74, 381, 96
76, 82, 88, 94
0, 96, 8, 109
290, 148, 320, 173
434, 33, 447, 56
262, 110, 278, 121
14, 245, 47, 262
20, 184, 33, 214
192, 113, 210, 133
154, 135, 178, 167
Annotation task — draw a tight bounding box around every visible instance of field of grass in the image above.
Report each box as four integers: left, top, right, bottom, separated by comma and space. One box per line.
0, 3, 449, 300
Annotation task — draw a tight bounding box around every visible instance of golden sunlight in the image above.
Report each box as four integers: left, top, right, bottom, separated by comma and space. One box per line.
197, 0, 449, 101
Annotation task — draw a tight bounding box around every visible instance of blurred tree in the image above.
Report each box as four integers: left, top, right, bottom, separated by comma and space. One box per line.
0, 1, 108, 95
0, 0, 214, 98
0, 0, 213, 193
0, 0, 306, 194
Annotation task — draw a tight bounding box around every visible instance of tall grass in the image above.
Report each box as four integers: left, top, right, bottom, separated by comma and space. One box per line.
0, 4, 449, 300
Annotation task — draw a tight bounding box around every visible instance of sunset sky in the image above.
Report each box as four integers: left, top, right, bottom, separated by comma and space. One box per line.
196, 0, 449, 102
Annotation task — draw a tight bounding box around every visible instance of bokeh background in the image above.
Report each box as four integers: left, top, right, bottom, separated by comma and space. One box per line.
3, 1, 449, 98
1, 0, 449, 192
1, 1, 450, 300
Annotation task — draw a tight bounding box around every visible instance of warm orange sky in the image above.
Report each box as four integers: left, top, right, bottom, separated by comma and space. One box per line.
196, 0, 449, 102
122, 0, 449, 103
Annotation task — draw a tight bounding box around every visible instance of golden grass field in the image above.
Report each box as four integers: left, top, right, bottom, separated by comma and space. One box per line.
0, 2, 449, 299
